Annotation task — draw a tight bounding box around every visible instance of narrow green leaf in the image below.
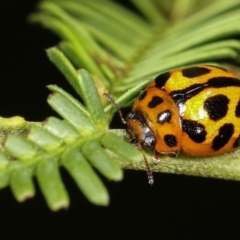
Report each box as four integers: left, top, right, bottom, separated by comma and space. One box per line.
77, 70, 108, 129
47, 47, 81, 96
83, 24, 135, 60
43, 117, 79, 143
58, 41, 109, 82
132, 0, 168, 26
169, 0, 195, 21
40, 2, 107, 79
59, 40, 109, 84
136, 40, 240, 69
27, 125, 62, 151
124, 49, 239, 89
31, 13, 80, 45
33, 12, 108, 81
47, 84, 90, 118
148, 13, 240, 59
59, 40, 126, 74
36, 157, 69, 211
36, 1, 129, 84
3, 134, 37, 160
101, 132, 142, 163
59, 41, 85, 68
61, 148, 109, 206
0, 172, 9, 189
105, 79, 149, 113
0, 152, 9, 169
58, 1, 138, 51
82, 140, 123, 181
47, 92, 95, 134
10, 168, 35, 202
168, 0, 240, 34
74, 0, 152, 37
0, 153, 9, 189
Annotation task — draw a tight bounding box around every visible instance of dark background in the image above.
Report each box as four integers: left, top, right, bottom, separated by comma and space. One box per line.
1, 1, 240, 239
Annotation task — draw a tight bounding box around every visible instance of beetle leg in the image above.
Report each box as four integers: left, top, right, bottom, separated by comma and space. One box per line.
153, 151, 160, 164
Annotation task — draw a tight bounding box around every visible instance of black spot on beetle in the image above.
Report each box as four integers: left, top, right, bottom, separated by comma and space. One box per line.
148, 96, 163, 108
182, 66, 211, 78
235, 100, 240, 117
157, 110, 172, 124
138, 90, 147, 101
170, 76, 240, 105
208, 77, 240, 88
164, 134, 178, 147
182, 119, 207, 143
233, 135, 240, 148
204, 94, 229, 121
212, 123, 234, 151
155, 72, 171, 88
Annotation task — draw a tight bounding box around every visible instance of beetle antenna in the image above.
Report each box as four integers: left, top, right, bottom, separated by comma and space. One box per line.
103, 93, 127, 125
137, 143, 154, 185
104, 93, 154, 185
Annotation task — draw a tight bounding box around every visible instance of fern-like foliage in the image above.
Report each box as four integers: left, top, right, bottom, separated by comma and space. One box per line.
0, 57, 142, 210
1, 0, 240, 210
